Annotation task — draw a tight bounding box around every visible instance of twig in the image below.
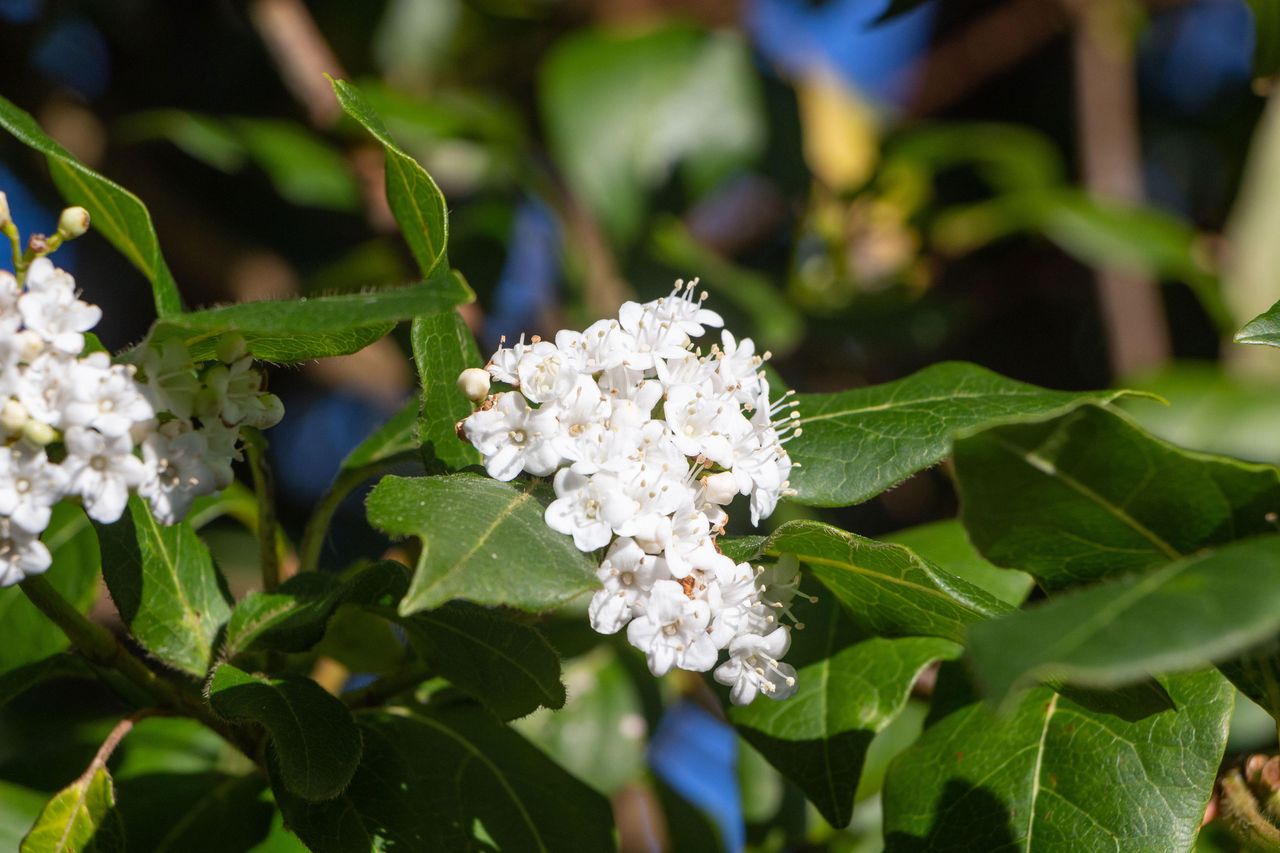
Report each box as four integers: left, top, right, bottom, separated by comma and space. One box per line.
243, 429, 281, 591
248, 0, 347, 128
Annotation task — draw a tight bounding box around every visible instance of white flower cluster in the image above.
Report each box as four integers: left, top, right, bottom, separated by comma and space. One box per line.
461, 281, 804, 705
0, 257, 283, 587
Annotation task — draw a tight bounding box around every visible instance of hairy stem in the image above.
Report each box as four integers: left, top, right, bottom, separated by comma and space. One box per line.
297, 461, 388, 574
244, 429, 281, 591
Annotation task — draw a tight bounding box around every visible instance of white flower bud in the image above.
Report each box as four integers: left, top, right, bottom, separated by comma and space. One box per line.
216, 334, 248, 364
57, 206, 90, 239
457, 368, 491, 403
0, 192, 10, 228
21, 419, 56, 446
702, 470, 739, 505
0, 398, 28, 434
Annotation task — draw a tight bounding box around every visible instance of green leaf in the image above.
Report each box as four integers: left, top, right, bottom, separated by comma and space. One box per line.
412, 307, 483, 470
884, 520, 1033, 607
96, 498, 232, 678
222, 561, 409, 660
329, 76, 449, 279
398, 602, 565, 720
367, 474, 597, 614
207, 663, 361, 802
882, 670, 1232, 852
231, 118, 360, 212
0, 781, 47, 852
0, 655, 92, 707
114, 772, 272, 853
146, 274, 472, 364
0, 505, 99, 675
21, 765, 125, 853
955, 405, 1280, 592
0, 93, 183, 316
1249, 0, 1280, 77
967, 535, 1280, 702
1237, 297, 1280, 347
761, 520, 1011, 643
275, 706, 614, 852
731, 604, 960, 827
340, 402, 418, 471
787, 362, 1134, 507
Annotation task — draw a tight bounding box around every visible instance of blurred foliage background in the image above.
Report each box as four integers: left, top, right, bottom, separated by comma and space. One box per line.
1, 0, 1278, 850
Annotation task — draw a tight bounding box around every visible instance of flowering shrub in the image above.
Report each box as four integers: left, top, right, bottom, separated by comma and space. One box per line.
3, 77, 1280, 853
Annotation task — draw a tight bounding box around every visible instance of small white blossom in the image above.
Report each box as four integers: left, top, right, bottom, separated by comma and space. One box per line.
626, 579, 718, 676
19, 258, 101, 354
714, 628, 798, 705
138, 424, 217, 524
62, 426, 147, 523
463, 393, 560, 481
0, 517, 51, 587
0, 443, 66, 534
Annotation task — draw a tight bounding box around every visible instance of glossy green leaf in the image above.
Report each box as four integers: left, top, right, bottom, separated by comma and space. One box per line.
367, 474, 597, 614
1237, 297, 1280, 347
330, 76, 449, 279
275, 706, 614, 852
341, 402, 418, 471
21, 765, 125, 853
967, 535, 1280, 701
96, 498, 232, 678
955, 405, 1280, 591
207, 663, 361, 801
883, 670, 1232, 852
0, 505, 99, 675
147, 274, 472, 365
787, 362, 1133, 507
761, 520, 1011, 643
398, 602, 565, 720
0, 93, 183, 316
885, 520, 1033, 607
222, 561, 409, 660
412, 307, 483, 470
731, 605, 960, 827
114, 772, 272, 853
0, 655, 92, 707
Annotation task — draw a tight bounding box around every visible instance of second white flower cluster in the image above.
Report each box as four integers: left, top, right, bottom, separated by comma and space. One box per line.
460, 281, 803, 705
0, 257, 282, 587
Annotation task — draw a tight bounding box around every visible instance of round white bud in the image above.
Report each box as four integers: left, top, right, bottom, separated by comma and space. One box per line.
0, 192, 10, 228
457, 368, 491, 403
701, 470, 739, 505
0, 398, 28, 434
57, 206, 90, 239
216, 334, 248, 364
21, 419, 56, 446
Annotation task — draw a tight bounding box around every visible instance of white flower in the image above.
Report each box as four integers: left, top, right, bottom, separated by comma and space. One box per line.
515, 341, 579, 404
63, 354, 155, 438
201, 422, 241, 490
588, 538, 669, 634
62, 426, 147, 523
664, 382, 750, 467
200, 356, 273, 427
16, 353, 73, 428
136, 338, 200, 418
0, 442, 66, 534
714, 628, 797, 705
19, 259, 101, 354
138, 424, 217, 524
549, 375, 609, 464
626, 579, 718, 676
463, 393, 560, 481
616, 300, 692, 371
0, 517, 51, 587
544, 468, 637, 552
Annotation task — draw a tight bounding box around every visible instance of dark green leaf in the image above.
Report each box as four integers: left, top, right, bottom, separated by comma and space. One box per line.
0, 655, 92, 707
761, 520, 1011, 643
398, 602, 565, 720
882, 670, 1232, 852
885, 520, 1033, 607
412, 307, 483, 470
329, 77, 449, 279
21, 765, 125, 853
207, 663, 361, 801
731, 604, 960, 827
967, 535, 1280, 702
653, 774, 723, 852
275, 707, 614, 852
367, 474, 597, 614
0, 505, 99, 675
1219, 650, 1280, 721
1249, 0, 1280, 77
341, 402, 418, 471
115, 772, 272, 853
788, 362, 1134, 507
147, 275, 472, 364
96, 498, 232, 678
1237, 297, 1280, 347
955, 405, 1280, 591
0, 93, 183, 316
222, 561, 409, 660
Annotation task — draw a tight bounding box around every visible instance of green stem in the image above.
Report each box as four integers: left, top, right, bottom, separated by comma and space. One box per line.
2, 221, 23, 281
341, 663, 434, 709
19, 575, 252, 754
297, 461, 389, 574
243, 429, 280, 591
